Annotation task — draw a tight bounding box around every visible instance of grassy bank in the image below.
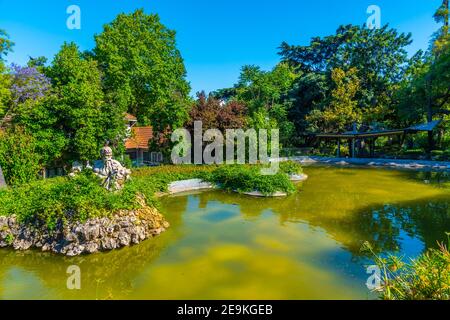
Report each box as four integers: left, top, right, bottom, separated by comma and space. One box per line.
0, 162, 301, 229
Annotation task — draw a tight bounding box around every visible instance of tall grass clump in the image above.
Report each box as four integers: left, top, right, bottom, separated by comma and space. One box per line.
362, 234, 450, 300
279, 161, 303, 175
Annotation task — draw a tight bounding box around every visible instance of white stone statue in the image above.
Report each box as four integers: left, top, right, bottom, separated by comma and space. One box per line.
69, 144, 131, 191
93, 144, 131, 191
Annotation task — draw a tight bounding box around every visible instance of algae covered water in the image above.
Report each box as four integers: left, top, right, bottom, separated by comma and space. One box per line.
1, 166, 449, 299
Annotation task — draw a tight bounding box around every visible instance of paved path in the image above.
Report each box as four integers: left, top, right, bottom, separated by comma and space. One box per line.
279, 156, 450, 171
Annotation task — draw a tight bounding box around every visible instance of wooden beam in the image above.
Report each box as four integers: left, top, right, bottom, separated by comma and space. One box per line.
316, 130, 405, 139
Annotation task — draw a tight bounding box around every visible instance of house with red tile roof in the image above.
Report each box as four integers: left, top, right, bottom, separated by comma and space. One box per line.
124, 114, 155, 166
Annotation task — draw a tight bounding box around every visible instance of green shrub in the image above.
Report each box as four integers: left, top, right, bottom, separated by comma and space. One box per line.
279, 161, 303, 175
0, 128, 41, 186
202, 165, 296, 195
362, 235, 450, 300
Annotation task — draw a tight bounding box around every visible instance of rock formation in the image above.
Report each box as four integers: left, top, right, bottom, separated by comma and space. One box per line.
0, 196, 170, 256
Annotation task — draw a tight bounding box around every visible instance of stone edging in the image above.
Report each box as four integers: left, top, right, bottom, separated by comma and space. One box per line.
290, 173, 309, 182
167, 174, 308, 198
168, 179, 215, 194
275, 156, 450, 171
0, 198, 169, 256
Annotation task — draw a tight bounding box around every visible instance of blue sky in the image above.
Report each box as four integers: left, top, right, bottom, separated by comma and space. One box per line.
0, 0, 441, 94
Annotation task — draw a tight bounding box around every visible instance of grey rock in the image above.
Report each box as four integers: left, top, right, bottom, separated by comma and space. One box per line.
101, 238, 117, 250
83, 225, 100, 241
64, 231, 78, 243
0, 216, 8, 227
84, 242, 99, 253
13, 239, 32, 250
118, 231, 131, 246
0, 204, 169, 256
119, 220, 131, 228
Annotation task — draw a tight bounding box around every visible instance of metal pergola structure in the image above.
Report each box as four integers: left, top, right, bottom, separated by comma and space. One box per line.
314, 120, 442, 158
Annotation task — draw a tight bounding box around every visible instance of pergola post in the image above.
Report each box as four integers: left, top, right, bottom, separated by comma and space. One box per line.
369, 139, 375, 158
351, 138, 356, 158
337, 139, 341, 158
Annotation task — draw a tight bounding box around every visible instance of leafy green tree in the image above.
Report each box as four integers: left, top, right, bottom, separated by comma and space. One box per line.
280, 25, 412, 127
397, 47, 449, 122
15, 43, 126, 165
0, 127, 41, 185
221, 63, 298, 145
307, 68, 361, 133
0, 29, 14, 120
51, 42, 126, 162
286, 73, 328, 136
433, 0, 449, 55
94, 9, 191, 133
396, 1, 449, 151
27, 56, 48, 74
0, 60, 11, 119
0, 29, 14, 59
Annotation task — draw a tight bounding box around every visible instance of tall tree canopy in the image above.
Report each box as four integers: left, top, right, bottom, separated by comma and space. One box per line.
188, 92, 247, 132
433, 0, 449, 54
10, 64, 51, 108
14, 43, 126, 165
0, 29, 14, 119
94, 9, 191, 132
396, 0, 449, 150
286, 73, 328, 135
215, 63, 298, 145
280, 24, 413, 129
306, 68, 361, 133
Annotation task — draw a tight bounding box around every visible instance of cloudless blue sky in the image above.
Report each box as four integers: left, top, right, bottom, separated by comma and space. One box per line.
0, 0, 441, 94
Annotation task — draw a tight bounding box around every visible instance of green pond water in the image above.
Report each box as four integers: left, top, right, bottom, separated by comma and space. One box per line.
1, 166, 449, 300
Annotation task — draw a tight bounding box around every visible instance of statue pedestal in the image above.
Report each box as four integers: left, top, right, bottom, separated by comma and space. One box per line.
0, 166, 6, 189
